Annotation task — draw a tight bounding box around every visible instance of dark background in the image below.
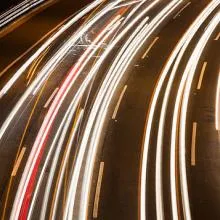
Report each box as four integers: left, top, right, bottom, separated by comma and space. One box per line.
0, 0, 88, 14
0, 0, 23, 13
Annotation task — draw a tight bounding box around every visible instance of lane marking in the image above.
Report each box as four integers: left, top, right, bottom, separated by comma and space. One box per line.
93, 162, 104, 219
141, 37, 159, 59
191, 122, 197, 166
112, 85, 127, 119
173, 2, 191, 19
1, 78, 48, 220
11, 147, 26, 176
216, 71, 220, 130
44, 87, 59, 108
214, 32, 220, 41
197, 61, 207, 90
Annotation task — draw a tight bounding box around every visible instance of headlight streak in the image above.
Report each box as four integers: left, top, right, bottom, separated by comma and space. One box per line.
0, 0, 31, 19
0, 0, 104, 98
40, 109, 84, 220
48, 110, 84, 220
10, 16, 121, 220
151, 2, 220, 220
0, 0, 46, 28
0, 0, 121, 143
27, 63, 102, 219
3, 0, 217, 219
29, 4, 152, 218
37, 18, 122, 217
27, 98, 78, 220
178, 12, 220, 220
31, 1, 124, 96
63, 1, 183, 220
0, 1, 110, 149
28, 9, 149, 219
62, 1, 163, 218
110, 0, 147, 40
113, 0, 144, 9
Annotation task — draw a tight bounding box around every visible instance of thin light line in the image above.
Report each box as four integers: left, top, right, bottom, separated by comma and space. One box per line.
191, 122, 197, 166
112, 85, 127, 119
214, 32, 220, 40
173, 2, 191, 19
44, 87, 59, 108
141, 37, 159, 59
93, 162, 104, 218
11, 147, 26, 176
197, 61, 207, 90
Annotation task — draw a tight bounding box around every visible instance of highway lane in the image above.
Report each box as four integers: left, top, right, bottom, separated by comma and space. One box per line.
72, 1, 191, 220
0, 1, 159, 219
0, 0, 219, 219
189, 28, 220, 219
90, 1, 220, 220
0, 0, 110, 218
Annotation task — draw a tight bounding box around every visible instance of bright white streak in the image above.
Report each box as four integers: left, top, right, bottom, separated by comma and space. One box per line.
10, 15, 121, 220
0, 0, 31, 19
113, 0, 143, 9
66, 1, 181, 220
39, 18, 121, 220
0, 0, 46, 28
0, 0, 120, 143
179, 12, 220, 219
0, 0, 104, 98
63, 2, 159, 218
153, 2, 220, 220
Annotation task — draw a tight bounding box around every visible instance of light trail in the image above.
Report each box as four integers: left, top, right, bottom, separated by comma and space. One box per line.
173, 1, 191, 19
10, 14, 121, 220
0, 0, 104, 98
0, 0, 46, 28
63, 1, 182, 220
0, 0, 121, 149
48, 109, 84, 220
113, 0, 144, 9
37, 19, 119, 215
63, 1, 159, 217
3, 1, 218, 219
138, 1, 220, 220
173, 10, 220, 220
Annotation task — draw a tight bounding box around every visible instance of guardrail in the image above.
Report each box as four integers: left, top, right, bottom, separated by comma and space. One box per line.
0, 0, 46, 28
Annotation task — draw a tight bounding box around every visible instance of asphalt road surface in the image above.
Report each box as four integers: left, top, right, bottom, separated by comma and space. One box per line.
0, 0, 219, 219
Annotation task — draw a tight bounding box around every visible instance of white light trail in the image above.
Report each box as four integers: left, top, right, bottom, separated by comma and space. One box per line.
138, 1, 220, 219
0, 0, 104, 98
0, 0, 120, 143
10, 14, 121, 220
63, 1, 160, 218
63, 1, 182, 220
0, 0, 46, 28
174, 10, 220, 220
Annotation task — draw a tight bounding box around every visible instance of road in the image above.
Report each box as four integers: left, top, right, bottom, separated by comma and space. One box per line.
0, 0, 219, 219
